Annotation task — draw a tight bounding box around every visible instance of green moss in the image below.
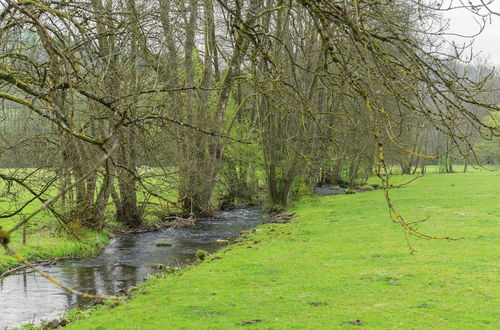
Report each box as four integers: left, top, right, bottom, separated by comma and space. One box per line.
195, 249, 208, 261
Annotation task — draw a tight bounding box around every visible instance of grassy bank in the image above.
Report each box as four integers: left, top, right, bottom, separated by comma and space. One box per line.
0, 211, 110, 274
64, 170, 499, 329
0, 170, 113, 274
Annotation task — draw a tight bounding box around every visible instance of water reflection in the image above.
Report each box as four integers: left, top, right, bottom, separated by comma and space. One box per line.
0, 207, 263, 328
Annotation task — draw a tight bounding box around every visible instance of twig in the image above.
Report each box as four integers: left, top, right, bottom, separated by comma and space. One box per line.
375, 141, 462, 250
392, 175, 424, 188
1, 261, 52, 278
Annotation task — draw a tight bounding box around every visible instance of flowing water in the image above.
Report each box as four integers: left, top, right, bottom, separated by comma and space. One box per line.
313, 185, 346, 196
0, 207, 264, 329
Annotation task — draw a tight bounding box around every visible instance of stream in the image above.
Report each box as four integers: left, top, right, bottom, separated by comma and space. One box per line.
0, 207, 264, 329
314, 185, 346, 196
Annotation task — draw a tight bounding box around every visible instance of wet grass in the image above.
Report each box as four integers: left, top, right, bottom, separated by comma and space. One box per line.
64, 169, 499, 329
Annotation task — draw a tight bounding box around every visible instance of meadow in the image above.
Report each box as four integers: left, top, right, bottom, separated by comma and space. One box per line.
62, 168, 499, 329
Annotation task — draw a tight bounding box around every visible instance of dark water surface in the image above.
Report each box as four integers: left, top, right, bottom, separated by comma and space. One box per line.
313, 185, 346, 196
0, 208, 264, 328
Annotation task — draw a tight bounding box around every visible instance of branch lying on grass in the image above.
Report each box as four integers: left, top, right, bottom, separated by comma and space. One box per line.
266, 213, 295, 224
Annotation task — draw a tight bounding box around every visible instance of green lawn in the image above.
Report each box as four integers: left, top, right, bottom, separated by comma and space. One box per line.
64, 170, 499, 329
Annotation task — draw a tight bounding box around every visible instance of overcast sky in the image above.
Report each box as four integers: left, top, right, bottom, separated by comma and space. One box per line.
441, 0, 500, 67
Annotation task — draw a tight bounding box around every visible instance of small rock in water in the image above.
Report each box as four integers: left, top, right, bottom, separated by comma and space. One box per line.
216, 239, 229, 244
164, 266, 178, 273
43, 317, 70, 329
150, 263, 167, 270
156, 242, 172, 247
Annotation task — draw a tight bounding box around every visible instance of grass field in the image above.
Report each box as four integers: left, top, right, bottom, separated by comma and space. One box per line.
62, 169, 499, 329
0, 218, 109, 275
0, 204, 110, 275
0, 170, 111, 274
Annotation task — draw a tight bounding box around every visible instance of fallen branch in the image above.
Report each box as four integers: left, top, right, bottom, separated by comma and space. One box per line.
266, 213, 295, 224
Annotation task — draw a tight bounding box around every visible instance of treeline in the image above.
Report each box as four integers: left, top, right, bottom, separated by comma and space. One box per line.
0, 0, 498, 230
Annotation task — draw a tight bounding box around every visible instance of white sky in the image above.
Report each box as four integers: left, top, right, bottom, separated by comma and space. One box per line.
441, 0, 500, 67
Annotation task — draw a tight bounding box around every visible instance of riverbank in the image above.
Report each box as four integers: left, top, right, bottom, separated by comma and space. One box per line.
0, 223, 110, 275
65, 170, 499, 329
